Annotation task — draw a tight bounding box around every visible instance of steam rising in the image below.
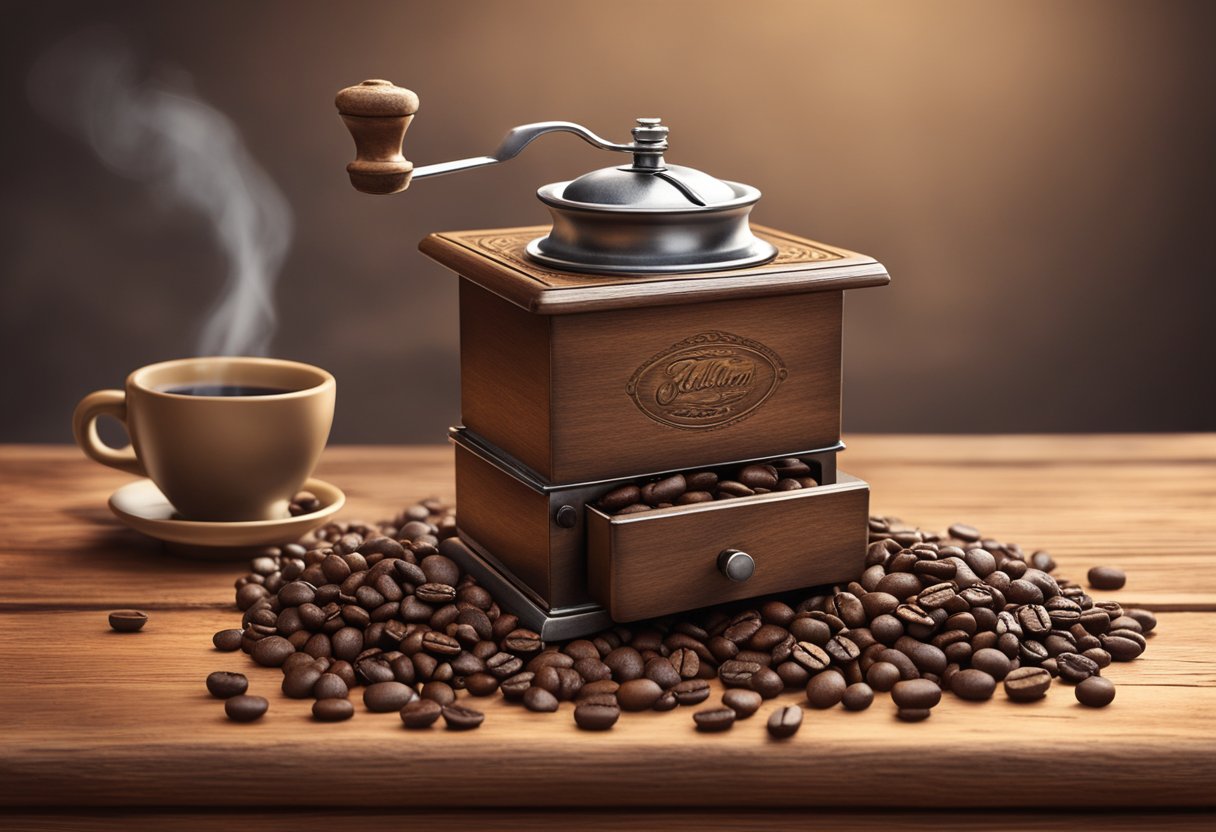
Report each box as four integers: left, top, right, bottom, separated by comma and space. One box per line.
28, 29, 292, 356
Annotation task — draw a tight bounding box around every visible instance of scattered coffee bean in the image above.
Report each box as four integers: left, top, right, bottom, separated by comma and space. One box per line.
866, 662, 901, 692
1075, 676, 1116, 707
212, 629, 243, 651
364, 681, 416, 712
891, 679, 941, 710
618, 678, 664, 711
693, 707, 736, 732
1057, 652, 1100, 684
951, 669, 996, 701
108, 610, 148, 633
251, 636, 295, 668
767, 705, 803, 738
896, 708, 931, 722
224, 694, 268, 722
673, 679, 711, 706
523, 686, 560, 713
400, 699, 443, 728
1004, 666, 1052, 702
1087, 566, 1126, 590
574, 699, 621, 730
722, 689, 762, 718
313, 698, 355, 721
841, 683, 874, 711
806, 670, 847, 708
206, 671, 248, 699
442, 704, 485, 730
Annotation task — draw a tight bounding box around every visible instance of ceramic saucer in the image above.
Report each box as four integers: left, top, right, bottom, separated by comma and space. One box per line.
108, 477, 345, 559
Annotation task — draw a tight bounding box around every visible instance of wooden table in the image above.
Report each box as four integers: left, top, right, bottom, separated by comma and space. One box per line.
2, 437, 1214, 830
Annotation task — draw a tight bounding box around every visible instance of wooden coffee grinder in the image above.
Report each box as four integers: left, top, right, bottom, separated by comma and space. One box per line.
336, 79, 890, 639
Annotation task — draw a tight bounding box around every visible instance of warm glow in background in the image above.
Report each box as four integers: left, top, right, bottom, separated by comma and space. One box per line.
2, 0, 1212, 442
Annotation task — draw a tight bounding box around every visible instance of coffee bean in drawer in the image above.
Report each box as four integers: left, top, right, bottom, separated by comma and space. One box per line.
595, 457, 820, 515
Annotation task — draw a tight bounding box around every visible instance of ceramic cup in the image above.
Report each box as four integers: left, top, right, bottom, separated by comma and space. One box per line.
72, 357, 335, 522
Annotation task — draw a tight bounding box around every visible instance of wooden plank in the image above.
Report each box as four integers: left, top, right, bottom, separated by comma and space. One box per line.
0, 609, 1210, 809
0, 437, 1211, 610
5, 810, 1215, 832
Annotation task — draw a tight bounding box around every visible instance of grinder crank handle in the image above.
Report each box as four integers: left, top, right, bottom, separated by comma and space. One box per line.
335, 79, 663, 195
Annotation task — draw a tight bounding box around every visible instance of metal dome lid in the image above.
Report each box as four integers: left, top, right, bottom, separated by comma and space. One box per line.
556, 163, 743, 210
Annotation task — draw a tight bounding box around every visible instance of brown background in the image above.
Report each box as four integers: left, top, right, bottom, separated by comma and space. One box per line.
1, 0, 1213, 444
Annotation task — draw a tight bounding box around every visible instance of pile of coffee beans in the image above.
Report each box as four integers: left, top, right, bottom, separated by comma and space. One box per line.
597, 457, 819, 515
214, 502, 1153, 731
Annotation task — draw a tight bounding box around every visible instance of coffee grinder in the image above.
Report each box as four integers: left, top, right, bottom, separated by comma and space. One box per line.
336, 79, 890, 639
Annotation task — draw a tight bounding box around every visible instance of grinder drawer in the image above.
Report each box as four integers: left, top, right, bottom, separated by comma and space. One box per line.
586, 473, 869, 622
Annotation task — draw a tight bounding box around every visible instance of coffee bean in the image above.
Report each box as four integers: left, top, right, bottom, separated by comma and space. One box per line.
866, 661, 901, 692
282, 664, 325, 699
825, 635, 861, 664
749, 667, 784, 699
252, 635, 295, 667
806, 670, 847, 708
364, 681, 416, 712
574, 700, 620, 730
400, 699, 443, 729
767, 704, 803, 738
213, 629, 243, 651
970, 647, 1013, 681
644, 657, 681, 689
604, 646, 645, 681
842, 682, 874, 711
422, 631, 461, 657
618, 678, 664, 711
719, 659, 763, 687
416, 583, 457, 604
673, 679, 711, 705
313, 698, 354, 721
896, 708, 931, 722
420, 554, 460, 586
1016, 605, 1052, 636
1087, 566, 1126, 590
108, 610, 148, 633
668, 647, 700, 679
486, 652, 524, 679
1075, 676, 1116, 707
891, 679, 941, 710
313, 672, 349, 700
523, 686, 560, 712
722, 688, 763, 718
949, 523, 981, 542
790, 642, 831, 672
487, 667, 528, 698
1004, 666, 1052, 702
1057, 652, 1100, 684
440, 704, 485, 731
1101, 629, 1147, 661
952, 669, 996, 701
421, 680, 456, 706
224, 694, 268, 722
206, 671, 248, 699
599, 484, 641, 511
580, 679, 620, 700
1126, 608, 1157, 634
693, 707, 735, 732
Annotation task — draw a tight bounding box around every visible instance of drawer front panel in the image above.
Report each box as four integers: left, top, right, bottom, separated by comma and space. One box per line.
586, 474, 869, 622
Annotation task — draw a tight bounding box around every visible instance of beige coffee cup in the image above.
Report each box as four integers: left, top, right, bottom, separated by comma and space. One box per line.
72, 357, 336, 522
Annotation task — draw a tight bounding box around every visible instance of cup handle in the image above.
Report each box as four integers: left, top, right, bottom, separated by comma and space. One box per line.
72, 389, 146, 476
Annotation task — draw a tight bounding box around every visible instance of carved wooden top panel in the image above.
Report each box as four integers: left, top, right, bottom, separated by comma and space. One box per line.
419, 224, 889, 314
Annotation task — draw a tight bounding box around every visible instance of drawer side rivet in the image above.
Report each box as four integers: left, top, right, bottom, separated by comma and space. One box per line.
718, 548, 755, 582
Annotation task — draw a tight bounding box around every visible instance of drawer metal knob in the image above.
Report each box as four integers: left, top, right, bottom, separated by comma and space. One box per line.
554, 505, 578, 529
717, 548, 755, 582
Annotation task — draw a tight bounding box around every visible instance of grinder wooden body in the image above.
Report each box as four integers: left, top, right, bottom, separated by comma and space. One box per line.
423, 224, 889, 635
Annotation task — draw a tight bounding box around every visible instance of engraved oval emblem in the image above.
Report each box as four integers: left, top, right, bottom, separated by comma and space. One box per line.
626, 331, 787, 430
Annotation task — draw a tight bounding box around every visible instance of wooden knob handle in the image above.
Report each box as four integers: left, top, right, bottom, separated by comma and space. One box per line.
335, 79, 420, 195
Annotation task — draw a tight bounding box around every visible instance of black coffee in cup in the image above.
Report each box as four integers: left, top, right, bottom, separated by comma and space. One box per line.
163, 384, 291, 397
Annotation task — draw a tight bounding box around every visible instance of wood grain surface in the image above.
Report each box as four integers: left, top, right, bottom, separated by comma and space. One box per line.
0, 436, 1214, 820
